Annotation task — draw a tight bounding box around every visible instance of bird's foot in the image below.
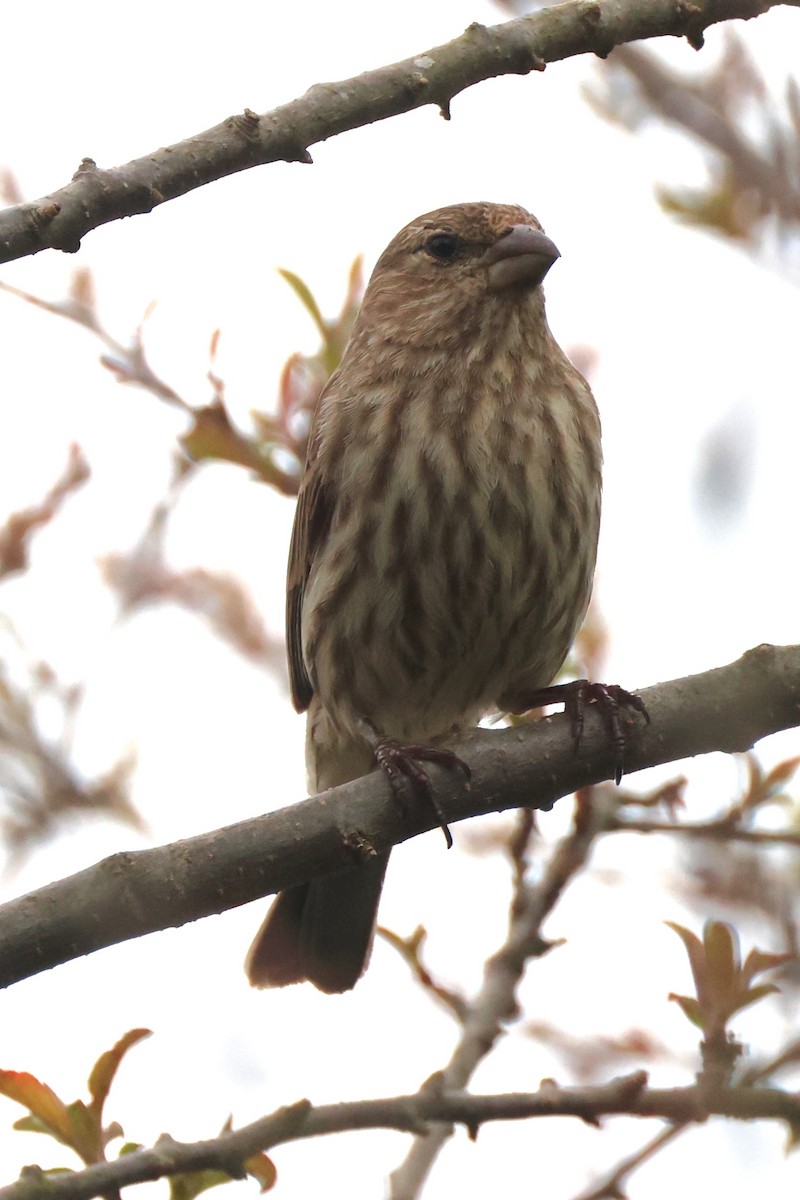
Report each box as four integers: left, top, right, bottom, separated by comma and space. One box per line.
520, 680, 649, 784
358, 720, 470, 848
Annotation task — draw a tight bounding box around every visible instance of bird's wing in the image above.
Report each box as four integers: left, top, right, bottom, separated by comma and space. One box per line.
286, 427, 335, 713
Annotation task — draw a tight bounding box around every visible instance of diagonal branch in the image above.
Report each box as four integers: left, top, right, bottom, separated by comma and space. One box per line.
389, 787, 610, 1198
0, 644, 798, 990
0, 0, 795, 264
571, 1122, 690, 1200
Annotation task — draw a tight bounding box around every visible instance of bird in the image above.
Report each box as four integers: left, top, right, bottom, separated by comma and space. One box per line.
245, 201, 639, 993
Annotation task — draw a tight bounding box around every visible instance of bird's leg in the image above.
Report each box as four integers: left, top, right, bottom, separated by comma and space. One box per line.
516, 680, 650, 785
357, 719, 471, 849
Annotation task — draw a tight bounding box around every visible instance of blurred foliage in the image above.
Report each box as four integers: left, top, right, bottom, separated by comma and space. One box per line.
0, 620, 142, 861
0, 1029, 276, 1193
677, 753, 800, 977
97, 455, 284, 674
0, 444, 89, 580
249, 256, 364, 489
668, 918, 789, 1037
0, 251, 368, 859
0, 434, 141, 860
0, 252, 364, 497
668, 918, 790, 1085
586, 34, 800, 250
0, 1029, 152, 1166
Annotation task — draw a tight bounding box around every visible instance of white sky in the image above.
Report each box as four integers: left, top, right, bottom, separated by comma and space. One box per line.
1, 1, 800, 1197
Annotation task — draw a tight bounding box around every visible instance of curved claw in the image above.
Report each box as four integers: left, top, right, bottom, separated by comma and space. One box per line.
517, 679, 649, 785
371, 738, 470, 849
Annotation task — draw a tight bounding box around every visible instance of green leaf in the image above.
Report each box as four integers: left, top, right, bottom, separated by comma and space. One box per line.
169, 1169, 243, 1200
668, 992, 705, 1030
277, 269, 328, 343
703, 920, 739, 1003
64, 1099, 103, 1163
13, 1115, 57, 1135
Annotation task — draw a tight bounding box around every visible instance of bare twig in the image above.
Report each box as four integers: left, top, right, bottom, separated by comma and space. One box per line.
0, 275, 185, 407
0, 446, 89, 579
98, 461, 285, 673
571, 1122, 689, 1200
1, 253, 362, 495
389, 788, 610, 1198
590, 35, 800, 245
0, 625, 142, 861
608, 817, 800, 846
0, 0, 795, 263
3, 1074, 800, 1200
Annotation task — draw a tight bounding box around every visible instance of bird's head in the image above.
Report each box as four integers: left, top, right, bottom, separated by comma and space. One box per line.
356, 202, 560, 350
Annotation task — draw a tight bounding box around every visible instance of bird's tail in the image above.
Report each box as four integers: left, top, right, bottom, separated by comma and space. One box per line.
245, 700, 386, 993
244, 851, 389, 992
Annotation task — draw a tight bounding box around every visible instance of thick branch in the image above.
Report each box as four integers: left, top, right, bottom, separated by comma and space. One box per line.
0, 0, 794, 263
2, 1074, 800, 1200
0, 644, 798, 990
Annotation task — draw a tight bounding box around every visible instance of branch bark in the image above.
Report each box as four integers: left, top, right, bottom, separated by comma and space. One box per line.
2, 1073, 800, 1200
0, 0, 795, 264
0, 643, 798, 990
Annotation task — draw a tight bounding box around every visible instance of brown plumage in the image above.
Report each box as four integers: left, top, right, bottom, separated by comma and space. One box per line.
245, 202, 602, 993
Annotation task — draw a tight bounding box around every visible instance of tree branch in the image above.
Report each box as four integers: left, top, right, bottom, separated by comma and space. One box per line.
0, 644, 798, 990
389, 786, 610, 1197
609, 816, 800, 845
0, 0, 794, 264
3, 1073, 800, 1200
570, 1122, 689, 1200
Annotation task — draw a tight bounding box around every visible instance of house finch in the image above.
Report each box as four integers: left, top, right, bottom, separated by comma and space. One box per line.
246, 201, 624, 994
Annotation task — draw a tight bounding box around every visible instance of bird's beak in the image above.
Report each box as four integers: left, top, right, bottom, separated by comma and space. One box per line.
482, 225, 561, 292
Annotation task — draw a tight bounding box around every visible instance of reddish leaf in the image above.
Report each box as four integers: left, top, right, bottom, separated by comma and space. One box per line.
742, 949, 793, 987
181, 402, 293, 492
244, 1152, 278, 1192
764, 755, 800, 793
0, 1071, 74, 1144
88, 1028, 152, 1121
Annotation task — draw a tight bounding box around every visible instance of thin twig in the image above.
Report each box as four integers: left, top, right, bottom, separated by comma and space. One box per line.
3, 1075, 800, 1200
389, 789, 612, 1198
571, 1122, 689, 1200
608, 818, 800, 846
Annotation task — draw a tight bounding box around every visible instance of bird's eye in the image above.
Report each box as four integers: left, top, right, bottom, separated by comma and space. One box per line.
424, 233, 463, 262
